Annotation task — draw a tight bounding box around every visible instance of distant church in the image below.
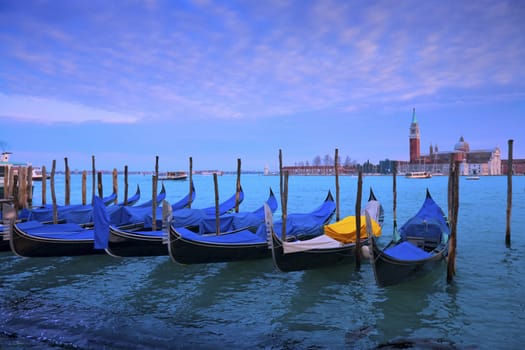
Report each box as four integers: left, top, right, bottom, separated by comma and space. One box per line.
400, 109, 501, 176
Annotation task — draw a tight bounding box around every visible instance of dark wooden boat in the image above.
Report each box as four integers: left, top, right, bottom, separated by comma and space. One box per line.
367, 189, 450, 287
104, 188, 272, 257
266, 188, 384, 272
8, 185, 168, 257
168, 191, 336, 265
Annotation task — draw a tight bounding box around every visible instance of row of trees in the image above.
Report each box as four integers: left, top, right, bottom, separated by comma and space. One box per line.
293, 155, 358, 167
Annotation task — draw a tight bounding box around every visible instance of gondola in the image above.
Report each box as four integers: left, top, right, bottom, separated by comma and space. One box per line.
102, 187, 264, 258
266, 188, 384, 272
168, 191, 335, 265
367, 189, 450, 287
8, 186, 169, 257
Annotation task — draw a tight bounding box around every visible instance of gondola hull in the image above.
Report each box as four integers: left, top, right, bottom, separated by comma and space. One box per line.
10, 224, 102, 257
269, 231, 360, 272
168, 226, 269, 264
107, 227, 166, 257
370, 237, 447, 287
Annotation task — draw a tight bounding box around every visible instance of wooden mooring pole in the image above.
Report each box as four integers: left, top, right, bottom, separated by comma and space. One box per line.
124, 165, 129, 205
112, 168, 118, 205
214, 173, 220, 235
152, 156, 159, 231
91, 155, 96, 205
355, 170, 363, 270
447, 159, 460, 283
41, 165, 47, 206
506, 139, 513, 246
82, 171, 87, 205
334, 148, 340, 222
235, 158, 241, 213
64, 157, 70, 206
51, 160, 57, 224
188, 157, 193, 209
282, 171, 289, 241
393, 162, 397, 235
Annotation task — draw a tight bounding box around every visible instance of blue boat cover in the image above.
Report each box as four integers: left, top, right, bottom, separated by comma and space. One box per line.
398, 194, 449, 243
384, 241, 432, 260
255, 193, 336, 239
93, 196, 110, 249
175, 226, 266, 244
148, 189, 246, 229
15, 220, 95, 240
20, 191, 118, 224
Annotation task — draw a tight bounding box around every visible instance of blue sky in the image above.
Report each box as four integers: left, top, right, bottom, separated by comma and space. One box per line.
1, 0, 524, 172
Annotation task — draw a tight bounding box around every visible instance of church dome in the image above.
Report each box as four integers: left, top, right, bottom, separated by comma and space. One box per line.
454, 136, 470, 152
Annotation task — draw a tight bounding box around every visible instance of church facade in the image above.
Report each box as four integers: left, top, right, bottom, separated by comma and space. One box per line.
398, 109, 501, 176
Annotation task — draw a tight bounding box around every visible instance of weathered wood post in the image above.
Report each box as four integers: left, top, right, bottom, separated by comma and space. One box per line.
214, 173, 220, 235
112, 168, 118, 205
91, 155, 96, 205
235, 158, 241, 213
282, 171, 289, 240
152, 174, 158, 231
41, 165, 47, 206
334, 148, 340, 222
355, 170, 363, 269
447, 159, 460, 283
18, 167, 27, 209
188, 157, 193, 209
152, 156, 159, 231
27, 165, 33, 208
51, 160, 57, 224
506, 139, 513, 246
124, 165, 129, 205
65, 157, 71, 206
97, 172, 103, 198
82, 171, 87, 205
393, 162, 397, 235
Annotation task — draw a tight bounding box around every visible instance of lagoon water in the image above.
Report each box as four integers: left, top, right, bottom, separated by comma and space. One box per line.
1, 174, 524, 349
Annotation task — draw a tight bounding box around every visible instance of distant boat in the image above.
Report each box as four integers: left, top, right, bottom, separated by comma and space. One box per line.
159, 171, 188, 181
405, 171, 432, 179
466, 176, 480, 180
31, 167, 50, 181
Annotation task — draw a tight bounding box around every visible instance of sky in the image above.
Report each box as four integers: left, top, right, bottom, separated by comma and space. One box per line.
1, 0, 524, 172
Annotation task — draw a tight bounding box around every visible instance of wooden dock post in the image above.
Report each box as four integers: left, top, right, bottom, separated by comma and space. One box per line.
91, 155, 96, 205
393, 162, 397, 235
51, 160, 57, 224
112, 168, 118, 205
355, 170, 363, 269
447, 159, 460, 283
214, 173, 220, 235
152, 156, 159, 231
235, 158, 241, 213
82, 171, 87, 205
97, 171, 103, 198
65, 157, 70, 206
282, 171, 289, 241
124, 166, 129, 205
188, 157, 193, 209
17, 167, 27, 209
27, 165, 33, 208
506, 139, 513, 246
334, 148, 340, 222
41, 165, 47, 206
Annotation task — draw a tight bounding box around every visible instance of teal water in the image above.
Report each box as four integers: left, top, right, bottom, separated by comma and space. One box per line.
1, 174, 524, 349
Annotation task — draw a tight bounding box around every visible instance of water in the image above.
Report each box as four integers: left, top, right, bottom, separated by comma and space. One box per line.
1, 174, 524, 349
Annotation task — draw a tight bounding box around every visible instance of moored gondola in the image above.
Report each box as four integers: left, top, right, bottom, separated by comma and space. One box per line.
367, 189, 450, 287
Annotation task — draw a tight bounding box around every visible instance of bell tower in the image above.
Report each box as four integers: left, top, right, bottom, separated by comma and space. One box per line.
409, 108, 420, 163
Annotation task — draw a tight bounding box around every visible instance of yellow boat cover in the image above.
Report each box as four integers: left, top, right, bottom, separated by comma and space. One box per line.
324, 215, 382, 244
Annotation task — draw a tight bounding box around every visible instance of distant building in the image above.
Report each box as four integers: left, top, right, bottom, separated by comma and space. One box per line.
399, 109, 501, 176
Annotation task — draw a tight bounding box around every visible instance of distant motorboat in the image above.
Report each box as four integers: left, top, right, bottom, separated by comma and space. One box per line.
405, 171, 432, 179
159, 171, 188, 181
466, 176, 480, 180
31, 167, 50, 181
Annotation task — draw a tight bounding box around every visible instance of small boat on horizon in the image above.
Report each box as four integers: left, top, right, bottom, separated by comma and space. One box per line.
159, 171, 188, 181
466, 175, 480, 180
405, 171, 432, 179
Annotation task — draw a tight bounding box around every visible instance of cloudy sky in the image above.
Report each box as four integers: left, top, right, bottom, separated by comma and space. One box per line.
1, 0, 524, 172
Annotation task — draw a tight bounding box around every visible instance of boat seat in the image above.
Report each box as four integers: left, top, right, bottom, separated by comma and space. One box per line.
423, 237, 440, 252
406, 236, 425, 249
